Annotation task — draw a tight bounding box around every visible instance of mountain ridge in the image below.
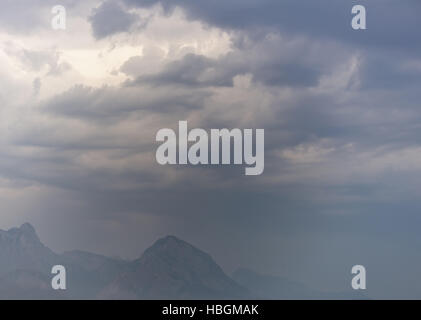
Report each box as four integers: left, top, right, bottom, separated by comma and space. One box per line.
99, 234, 249, 299
0, 223, 369, 300
0, 223, 249, 299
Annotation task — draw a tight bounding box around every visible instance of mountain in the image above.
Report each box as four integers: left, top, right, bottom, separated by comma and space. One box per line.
0, 270, 65, 300
0, 224, 63, 299
0, 223, 366, 300
0, 223, 57, 276
60, 250, 129, 298
0, 223, 128, 299
99, 236, 249, 299
0, 224, 248, 299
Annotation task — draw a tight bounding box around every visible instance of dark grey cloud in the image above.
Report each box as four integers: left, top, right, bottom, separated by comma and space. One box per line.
43, 84, 210, 124
128, 42, 326, 89
129, 54, 236, 87
89, 0, 139, 39
124, 0, 421, 53
359, 52, 421, 90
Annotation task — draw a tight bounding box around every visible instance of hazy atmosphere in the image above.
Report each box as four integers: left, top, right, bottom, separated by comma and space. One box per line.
1, 0, 421, 299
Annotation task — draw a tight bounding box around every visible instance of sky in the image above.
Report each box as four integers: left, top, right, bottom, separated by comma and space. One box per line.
1, 0, 421, 298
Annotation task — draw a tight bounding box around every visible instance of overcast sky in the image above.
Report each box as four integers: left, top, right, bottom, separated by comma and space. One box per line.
1, 0, 421, 298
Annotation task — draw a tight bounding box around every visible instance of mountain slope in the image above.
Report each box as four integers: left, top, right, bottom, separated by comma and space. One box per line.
2, 224, 364, 300
60, 250, 130, 298
0, 223, 57, 276
99, 236, 249, 299
0, 223, 129, 299
0, 224, 65, 299
0, 224, 249, 300
0, 270, 65, 300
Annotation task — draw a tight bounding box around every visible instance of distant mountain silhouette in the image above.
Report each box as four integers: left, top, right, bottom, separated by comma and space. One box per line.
0, 224, 129, 299
60, 250, 129, 298
99, 236, 249, 299
0, 223, 368, 299
0, 223, 56, 275
0, 270, 65, 300
0, 224, 248, 299
0, 224, 62, 299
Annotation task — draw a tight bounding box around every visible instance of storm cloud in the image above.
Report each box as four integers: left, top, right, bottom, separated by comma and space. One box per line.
0, 0, 421, 298
89, 1, 139, 39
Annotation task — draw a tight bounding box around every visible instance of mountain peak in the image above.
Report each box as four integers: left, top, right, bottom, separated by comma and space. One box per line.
100, 235, 249, 299
162, 235, 181, 241
0, 223, 43, 250
17, 223, 40, 244
0, 223, 55, 277
19, 223, 36, 235
143, 235, 212, 263
153, 235, 188, 247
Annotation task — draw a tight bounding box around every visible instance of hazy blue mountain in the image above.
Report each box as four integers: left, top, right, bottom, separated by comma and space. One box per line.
99, 236, 249, 299
0, 224, 248, 299
0, 223, 367, 299
0, 223, 57, 276
0, 224, 64, 299
0, 223, 128, 299
0, 270, 64, 300
60, 250, 130, 298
